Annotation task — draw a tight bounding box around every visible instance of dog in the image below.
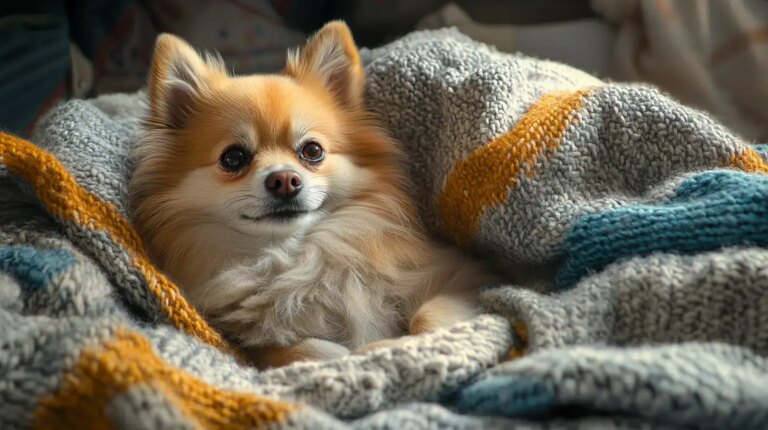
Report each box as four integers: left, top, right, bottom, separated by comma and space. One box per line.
130, 21, 496, 368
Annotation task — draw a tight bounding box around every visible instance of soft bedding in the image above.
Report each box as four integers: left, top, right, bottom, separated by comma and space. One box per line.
1, 29, 768, 429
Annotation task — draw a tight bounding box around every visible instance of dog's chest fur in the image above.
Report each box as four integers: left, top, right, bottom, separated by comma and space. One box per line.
178, 226, 421, 350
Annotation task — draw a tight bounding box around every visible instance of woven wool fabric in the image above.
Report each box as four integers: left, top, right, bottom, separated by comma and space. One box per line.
2, 29, 768, 429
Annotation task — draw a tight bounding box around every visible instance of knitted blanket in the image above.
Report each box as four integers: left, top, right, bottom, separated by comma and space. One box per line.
2, 29, 768, 429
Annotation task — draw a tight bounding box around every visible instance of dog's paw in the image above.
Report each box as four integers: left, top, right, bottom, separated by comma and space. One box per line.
352, 337, 410, 355
250, 338, 350, 368
301, 338, 351, 360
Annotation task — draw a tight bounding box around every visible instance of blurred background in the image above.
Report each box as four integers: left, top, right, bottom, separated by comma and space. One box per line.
1, 0, 767, 140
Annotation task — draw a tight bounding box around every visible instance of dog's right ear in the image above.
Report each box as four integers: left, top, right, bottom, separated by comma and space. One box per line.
147, 34, 224, 129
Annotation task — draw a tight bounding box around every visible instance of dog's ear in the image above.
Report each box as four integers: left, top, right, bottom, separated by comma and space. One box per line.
284, 21, 364, 109
147, 34, 224, 129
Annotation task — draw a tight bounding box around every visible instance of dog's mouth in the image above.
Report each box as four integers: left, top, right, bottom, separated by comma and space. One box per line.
240, 209, 311, 223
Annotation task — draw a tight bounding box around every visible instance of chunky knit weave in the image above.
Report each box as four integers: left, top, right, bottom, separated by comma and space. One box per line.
2, 29, 768, 429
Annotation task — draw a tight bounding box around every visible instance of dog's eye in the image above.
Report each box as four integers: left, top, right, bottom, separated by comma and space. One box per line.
220, 146, 251, 172
300, 141, 324, 162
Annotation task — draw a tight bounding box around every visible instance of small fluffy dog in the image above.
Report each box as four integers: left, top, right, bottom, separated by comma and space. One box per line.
130, 22, 495, 367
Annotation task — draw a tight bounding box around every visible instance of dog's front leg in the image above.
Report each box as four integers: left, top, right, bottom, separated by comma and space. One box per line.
247, 338, 350, 369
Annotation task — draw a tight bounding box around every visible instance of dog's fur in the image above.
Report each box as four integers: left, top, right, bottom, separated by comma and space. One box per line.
130, 22, 495, 368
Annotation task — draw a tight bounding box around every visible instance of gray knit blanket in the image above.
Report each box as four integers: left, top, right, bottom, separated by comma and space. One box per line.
2, 29, 768, 429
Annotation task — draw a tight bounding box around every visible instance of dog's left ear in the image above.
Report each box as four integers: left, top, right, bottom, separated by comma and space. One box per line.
285, 21, 364, 109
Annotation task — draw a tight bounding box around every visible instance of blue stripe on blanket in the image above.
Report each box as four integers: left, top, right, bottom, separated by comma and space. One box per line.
555, 170, 768, 289
456, 376, 554, 417
753, 144, 768, 161
0, 246, 77, 290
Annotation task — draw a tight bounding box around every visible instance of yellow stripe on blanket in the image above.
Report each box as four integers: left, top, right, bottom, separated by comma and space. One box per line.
0, 133, 229, 352
438, 89, 591, 245
504, 322, 529, 362
731, 148, 768, 174
33, 329, 294, 430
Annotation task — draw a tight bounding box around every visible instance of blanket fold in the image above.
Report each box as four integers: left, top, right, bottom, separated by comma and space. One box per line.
2, 29, 768, 429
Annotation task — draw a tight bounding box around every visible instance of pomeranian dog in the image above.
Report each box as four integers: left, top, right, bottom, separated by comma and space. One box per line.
130, 22, 495, 368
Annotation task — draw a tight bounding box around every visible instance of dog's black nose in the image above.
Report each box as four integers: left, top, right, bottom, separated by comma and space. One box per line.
265, 170, 303, 199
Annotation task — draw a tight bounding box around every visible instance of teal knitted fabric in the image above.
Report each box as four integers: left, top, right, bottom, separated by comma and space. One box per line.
556, 171, 768, 288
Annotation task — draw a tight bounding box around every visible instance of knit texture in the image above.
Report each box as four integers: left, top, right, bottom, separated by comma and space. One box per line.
2, 29, 768, 429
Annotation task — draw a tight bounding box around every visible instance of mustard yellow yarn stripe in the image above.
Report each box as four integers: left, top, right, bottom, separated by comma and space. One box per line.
438, 89, 592, 246
33, 329, 294, 430
0, 132, 229, 351
503, 322, 529, 362
731, 148, 768, 174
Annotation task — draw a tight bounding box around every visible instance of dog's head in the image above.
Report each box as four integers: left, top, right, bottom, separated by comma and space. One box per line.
132, 22, 402, 249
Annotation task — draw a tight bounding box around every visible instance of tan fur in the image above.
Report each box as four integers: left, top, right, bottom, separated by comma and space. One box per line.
130, 22, 497, 368
248, 338, 351, 368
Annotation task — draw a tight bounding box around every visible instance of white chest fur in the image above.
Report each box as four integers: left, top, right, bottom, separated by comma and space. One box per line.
179, 233, 414, 350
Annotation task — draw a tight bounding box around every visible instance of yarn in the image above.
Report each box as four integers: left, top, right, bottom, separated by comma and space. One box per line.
2, 28, 768, 429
